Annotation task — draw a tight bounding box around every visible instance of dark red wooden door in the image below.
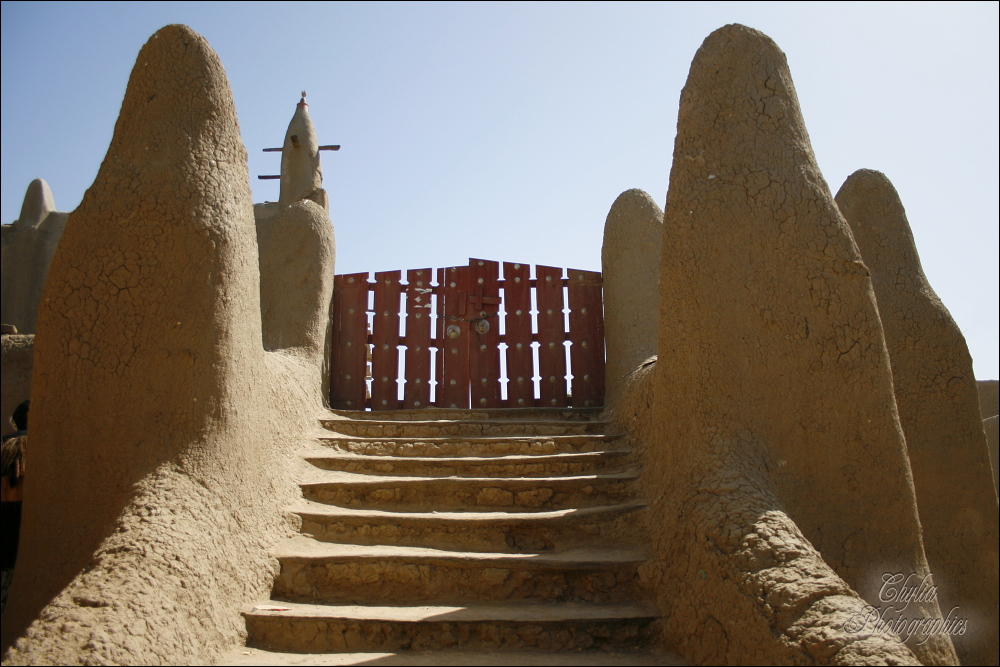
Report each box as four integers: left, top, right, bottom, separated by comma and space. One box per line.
329, 259, 605, 410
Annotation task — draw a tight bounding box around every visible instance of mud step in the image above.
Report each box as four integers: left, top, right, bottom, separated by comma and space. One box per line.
243, 601, 656, 653
327, 407, 604, 422
294, 500, 646, 552
272, 538, 645, 604
301, 471, 640, 512
219, 647, 674, 666
321, 419, 611, 438
318, 434, 622, 458
305, 450, 630, 477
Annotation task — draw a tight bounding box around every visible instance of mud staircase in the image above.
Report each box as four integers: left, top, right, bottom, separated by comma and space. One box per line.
242, 408, 659, 660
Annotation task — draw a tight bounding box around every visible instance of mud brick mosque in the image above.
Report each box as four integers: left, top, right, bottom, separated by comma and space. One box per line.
1, 23, 997, 667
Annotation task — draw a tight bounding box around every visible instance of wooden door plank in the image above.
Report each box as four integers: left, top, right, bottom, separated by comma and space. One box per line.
330, 274, 345, 408
469, 258, 502, 408
371, 270, 402, 410
438, 265, 470, 408
567, 268, 605, 408
434, 268, 445, 407
403, 268, 434, 409
502, 261, 534, 408
331, 272, 370, 410
535, 264, 568, 407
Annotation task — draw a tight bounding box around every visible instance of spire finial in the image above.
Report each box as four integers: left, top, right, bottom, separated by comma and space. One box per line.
299, 90, 307, 106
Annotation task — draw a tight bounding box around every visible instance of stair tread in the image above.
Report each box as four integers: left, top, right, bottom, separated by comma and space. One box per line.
220, 647, 676, 666
302, 470, 640, 485
325, 418, 611, 425
305, 451, 629, 464
275, 536, 647, 567
321, 434, 622, 440
291, 499, 646, 522
318, 434, 623, 451
327, 407, 604, 420
245, 600, 658, 622
322, 419, 610, 430
242, 409, 658, 656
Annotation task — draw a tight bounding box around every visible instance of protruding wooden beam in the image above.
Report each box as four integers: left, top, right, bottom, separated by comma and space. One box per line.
262, 144, 339, 152
257, 175, 280, 180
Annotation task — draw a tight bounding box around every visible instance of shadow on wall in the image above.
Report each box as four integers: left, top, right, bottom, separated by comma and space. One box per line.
1, 24, 335, 665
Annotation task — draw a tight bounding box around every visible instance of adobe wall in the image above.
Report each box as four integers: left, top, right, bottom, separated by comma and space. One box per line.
1, 24, 335, 665
0, 179, 69, 335
255, 199, 335, 355
1, 334, 33, 437
610, 24, 957, 665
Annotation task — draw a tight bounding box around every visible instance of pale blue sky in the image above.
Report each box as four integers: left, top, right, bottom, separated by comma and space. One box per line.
2, 1, 997, 378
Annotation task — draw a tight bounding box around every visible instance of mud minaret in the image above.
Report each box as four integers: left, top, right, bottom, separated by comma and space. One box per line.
279, 91, 325, 208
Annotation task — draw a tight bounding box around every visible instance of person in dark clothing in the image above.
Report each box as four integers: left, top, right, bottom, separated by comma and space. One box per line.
2, 399, 28, 613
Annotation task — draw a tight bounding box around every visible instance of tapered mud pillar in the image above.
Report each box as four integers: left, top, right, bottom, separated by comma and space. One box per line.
646, 24, 956, 665
2, 25, 332, 664
601, 189, 662, 408
837, 169, 999, 666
